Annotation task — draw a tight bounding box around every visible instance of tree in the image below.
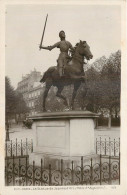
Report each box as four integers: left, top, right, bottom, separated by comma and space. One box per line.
5, 76, 16, 121
90, 56, 107, 72
75, 67, 102, 112
15, 92, 30, 123
76, 51, 120, 128
99, 50, 121, 127
6, 76, 29, 123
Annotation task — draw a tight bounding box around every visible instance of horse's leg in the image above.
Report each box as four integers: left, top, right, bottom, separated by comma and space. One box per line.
70, 82, 81, 110
43, 79, 52, 112
56, 86, 68, 107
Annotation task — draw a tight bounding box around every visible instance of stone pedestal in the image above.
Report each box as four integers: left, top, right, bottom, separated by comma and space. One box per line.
28, 111, 99, 166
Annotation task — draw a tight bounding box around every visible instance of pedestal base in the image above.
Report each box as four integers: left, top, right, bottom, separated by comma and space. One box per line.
29, 152, 100, 169
28, 111, 99, 166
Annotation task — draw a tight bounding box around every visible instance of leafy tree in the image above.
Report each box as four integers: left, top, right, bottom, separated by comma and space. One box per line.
15, 91, 30, 122
6, 76, 29, 123
75, 50, 120, 127
75, 67, 102, 112
100, 51, 120, 107
5, 76, 16, 120
98, 50, 121, 127
90, 56, 107, 72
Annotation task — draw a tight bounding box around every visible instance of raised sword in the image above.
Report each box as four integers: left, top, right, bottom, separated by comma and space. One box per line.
39, 14, 48, 50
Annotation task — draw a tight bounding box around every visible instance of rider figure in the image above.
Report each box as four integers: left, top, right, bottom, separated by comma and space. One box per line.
40, 30, 74, 77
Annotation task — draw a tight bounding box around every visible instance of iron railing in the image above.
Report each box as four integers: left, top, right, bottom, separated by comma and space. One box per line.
5, 154, 120, 186
5, 137, 120, 186
5, 137, 120, 158
5, 138, 33, 157
96, 137, 120, 156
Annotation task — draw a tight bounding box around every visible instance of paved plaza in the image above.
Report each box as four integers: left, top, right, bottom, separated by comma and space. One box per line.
8, 124, 120, 143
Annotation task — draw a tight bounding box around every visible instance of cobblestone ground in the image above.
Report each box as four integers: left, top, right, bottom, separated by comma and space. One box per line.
8, 124, 120, 143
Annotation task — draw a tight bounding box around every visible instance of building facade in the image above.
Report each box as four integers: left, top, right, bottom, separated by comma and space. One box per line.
17, 69, 44, 115
23, 82, 44, 115
17, 69, 42, 94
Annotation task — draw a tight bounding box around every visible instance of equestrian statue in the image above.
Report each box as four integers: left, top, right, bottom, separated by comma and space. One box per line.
39, 15, 93, 111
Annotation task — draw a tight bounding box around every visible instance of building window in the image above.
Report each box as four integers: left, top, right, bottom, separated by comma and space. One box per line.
29, 102, 31, 107
32, 101, 34, 107
37, 91, 40, 96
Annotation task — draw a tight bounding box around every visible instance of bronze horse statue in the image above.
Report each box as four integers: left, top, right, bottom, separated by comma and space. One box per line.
40, 40, 93, 111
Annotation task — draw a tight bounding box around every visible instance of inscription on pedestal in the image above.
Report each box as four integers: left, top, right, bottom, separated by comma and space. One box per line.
34, 120, 70, 155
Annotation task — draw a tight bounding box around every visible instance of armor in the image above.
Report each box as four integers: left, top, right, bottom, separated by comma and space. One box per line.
49, 40, 73, 76
41, 31, 74, 77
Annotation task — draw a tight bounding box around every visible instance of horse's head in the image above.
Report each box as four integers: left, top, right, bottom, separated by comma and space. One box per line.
76, 40, 93, 61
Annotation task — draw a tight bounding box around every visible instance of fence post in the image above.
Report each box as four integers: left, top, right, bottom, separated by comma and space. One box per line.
21, 140, 23, 156
49, 164, 51, 186
31, 139, 33, 153
33, 161, 35, 186
96, 138, 97, 154
61, 159, 63, 186
114, 139, 116, 157
26, 138, 28, 155
119, 151, 120, 185
109, 155, 111, 184
90, 158, 93, 185
100, 154, 102, 185
12, 155, 15, 186
11, 140, 12, 157
18, 158, 21, 186
100, 137, 102, 155
81, 156, 83, 185
41, 159, 43, 186
6, 157, 9, 186
16, 138, 17, 157
71, 160, 74, 185
109, 137, 111, 156
105, 138, 106, 156
26, 156, 28, 186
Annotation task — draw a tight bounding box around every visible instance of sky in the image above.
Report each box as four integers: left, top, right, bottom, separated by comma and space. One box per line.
5, 4, 121, 89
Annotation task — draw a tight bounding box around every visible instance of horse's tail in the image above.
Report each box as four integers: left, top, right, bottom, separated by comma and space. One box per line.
40, 71, 49, 83
40, 66, 56, 83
